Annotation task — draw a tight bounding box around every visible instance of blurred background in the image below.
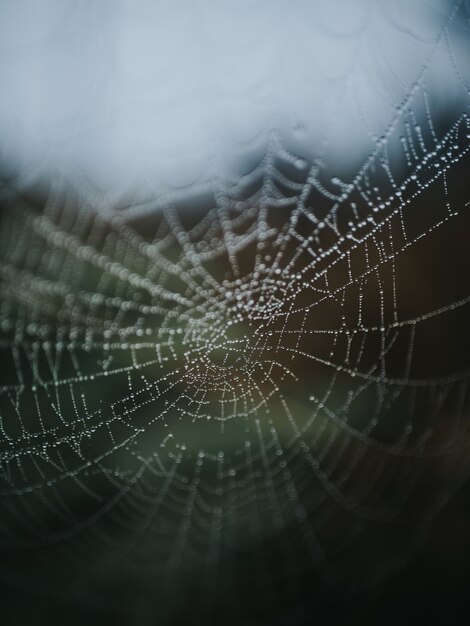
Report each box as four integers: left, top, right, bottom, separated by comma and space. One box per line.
1, 1, 470, 624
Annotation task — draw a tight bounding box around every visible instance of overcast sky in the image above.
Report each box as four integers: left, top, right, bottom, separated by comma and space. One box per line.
0, 0, 467, 204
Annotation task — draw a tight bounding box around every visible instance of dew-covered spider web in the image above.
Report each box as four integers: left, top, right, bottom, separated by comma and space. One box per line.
1, 1, 470, 624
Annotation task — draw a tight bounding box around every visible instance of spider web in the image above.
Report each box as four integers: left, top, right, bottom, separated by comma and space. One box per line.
1, 1, 470, 622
